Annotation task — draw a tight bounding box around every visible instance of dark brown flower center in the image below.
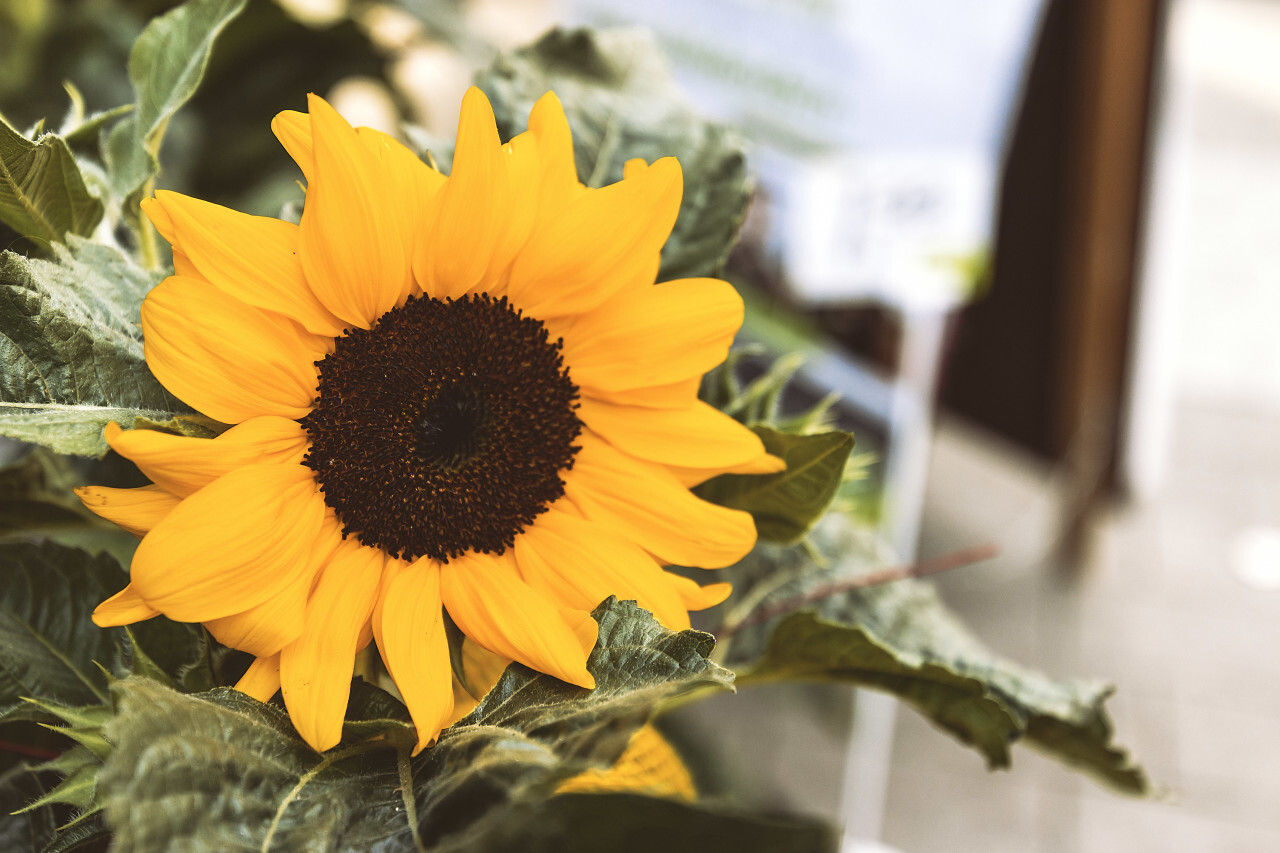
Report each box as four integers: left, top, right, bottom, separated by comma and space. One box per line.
301, 293, 582, 562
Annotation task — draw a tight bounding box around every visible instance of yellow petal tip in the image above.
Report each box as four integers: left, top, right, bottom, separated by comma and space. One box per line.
623, 158, 649, 179
461, 85, 493, 109
141, 195, 173, 233
533, 89, 563, 110
303, 729, 341, 754
92, 585, 160, 626
456, 87, 499, 145
411, 728, 443, 756
759, 452, 788, 473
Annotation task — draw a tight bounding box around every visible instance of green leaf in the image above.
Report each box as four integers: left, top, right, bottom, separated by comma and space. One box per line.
0, 117, 103, 245
0, 448, 142, 566
700, 347, 845, 435
0, 449, 89, 537
176, 632, 254, 694
463, 792, 835, 853
696, 426, 854, 544
98, 599, 748, 852
0, 237, 216, 457
0, 696, 112, 850
0, 764, 110, 853
0, 409, 213, 459
703, 350, 803, 425
41, 809, 110, 853
453, 597, 732, 761
479, 27, 752, 281
0, 540, 202, 722
31, 743, 100, 787
0, 542, 116, 718
14, 761, 96, 813
725, 515, 1149, 793
0, 766, 90, 853
63, 105, 134, 152
126, 618, 205, 698
117, 628, 175, 689
24, 700, 112, 741
103, 0, 247, 212
57, 81, 136, 154
338, 678, 415, 745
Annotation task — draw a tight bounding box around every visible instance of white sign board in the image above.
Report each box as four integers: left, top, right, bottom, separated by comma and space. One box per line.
566, 0, 1047, 310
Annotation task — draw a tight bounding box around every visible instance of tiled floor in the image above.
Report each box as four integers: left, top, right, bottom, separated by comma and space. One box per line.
879, 1, 1280, 848
881, 405, 1280, 852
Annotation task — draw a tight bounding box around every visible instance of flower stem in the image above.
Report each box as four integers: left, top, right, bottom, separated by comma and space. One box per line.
397, 747, 428, 853
137, 178, 160, 270
260, 739, 387, 852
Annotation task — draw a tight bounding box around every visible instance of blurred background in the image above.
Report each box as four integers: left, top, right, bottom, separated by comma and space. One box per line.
3, 0, 1278, 849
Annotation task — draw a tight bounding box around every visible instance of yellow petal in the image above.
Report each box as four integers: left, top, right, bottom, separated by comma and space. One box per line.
355, 618, 373, 651
204, 517, 341, 657
441, 550, 596, 690
563, 435, 757, 568
507, 157, 681, 319
561, 278, 743, 393
450, 638, 511, 714
665, 574, 733, 612
355, 126, 446, 303
105, 417, 309, 498
493, 131, 543, 291
143, 197, 178, 243
666, 452, 787, 487
92, 584, 159, 627
413, 87, 515, 300
281, 536, 385, 752
557, 724, 697, 801
273, 108, 446, 207
579, 378, 702, 409
525, 91, 581, 215
142, 276, 325, 424
75, 484, 179, 538
514, 508, 692, 629
236, 654, 282, 702
564, 606, 601, 657
488, 92, 587, 285
298, 94, 416, 329
354, 126, 445, 192
448, 676, 474, 726
129, 463, 325, 622
142, 192, 346, 337
205, 589, 307, 658
373, 558, 454, 754
170, 247, 200, 279
577, 397, 770, 469
273, 109, 314, 182
469, 93, 586, 299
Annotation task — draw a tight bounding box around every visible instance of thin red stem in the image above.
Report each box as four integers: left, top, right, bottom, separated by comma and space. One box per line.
0, 739, 62, 760
717, 542, 999, 639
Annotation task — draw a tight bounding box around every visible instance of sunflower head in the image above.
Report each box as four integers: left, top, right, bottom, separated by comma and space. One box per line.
79, 87, 783, 753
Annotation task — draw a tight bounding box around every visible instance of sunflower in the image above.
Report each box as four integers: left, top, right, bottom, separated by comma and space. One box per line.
78, 88, 782, 754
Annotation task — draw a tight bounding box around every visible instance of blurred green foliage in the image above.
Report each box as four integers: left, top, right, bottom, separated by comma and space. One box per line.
0, 0, 386, 216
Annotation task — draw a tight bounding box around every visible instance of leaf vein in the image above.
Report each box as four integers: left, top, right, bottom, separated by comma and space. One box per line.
0, 142, 60, 244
